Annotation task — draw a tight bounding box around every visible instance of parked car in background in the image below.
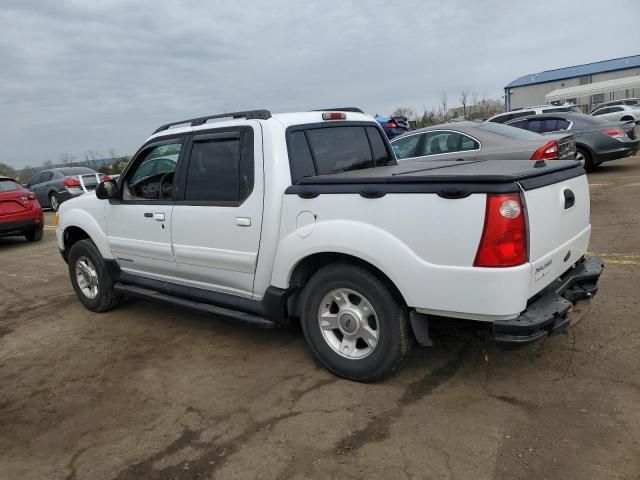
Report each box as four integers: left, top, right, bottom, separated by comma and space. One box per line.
0, 176, 44, 242
391, 121, 576, 162
487, 104, 582, 124
375, 115, 410, 139
590, 104, 640, 123
27, 167, 104, 211
590, 98, 639, 111
505, 113, 639, 170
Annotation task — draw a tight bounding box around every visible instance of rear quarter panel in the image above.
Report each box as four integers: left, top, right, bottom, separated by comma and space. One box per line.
272, 193, 533, 319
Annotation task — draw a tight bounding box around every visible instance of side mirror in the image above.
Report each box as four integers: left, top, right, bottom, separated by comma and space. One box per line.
96, 179, 119, 200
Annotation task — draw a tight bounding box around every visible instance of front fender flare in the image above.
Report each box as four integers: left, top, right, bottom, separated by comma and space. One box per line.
58, 208, 113, 259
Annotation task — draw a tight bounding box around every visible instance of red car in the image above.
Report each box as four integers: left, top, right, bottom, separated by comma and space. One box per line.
0, 175, 44, 242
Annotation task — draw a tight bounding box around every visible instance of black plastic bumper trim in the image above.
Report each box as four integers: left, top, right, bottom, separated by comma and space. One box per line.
493, 256, 604, 346
0, 218, 38, 235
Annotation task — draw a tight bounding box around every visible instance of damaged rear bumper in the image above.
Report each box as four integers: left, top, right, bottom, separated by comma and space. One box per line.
493, 256, 604, 346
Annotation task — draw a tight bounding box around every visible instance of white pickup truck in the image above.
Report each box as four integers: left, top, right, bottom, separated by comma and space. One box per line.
57, 109, 603, 381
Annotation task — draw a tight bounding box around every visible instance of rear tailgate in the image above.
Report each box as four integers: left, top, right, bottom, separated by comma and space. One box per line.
520, 172, 591, 296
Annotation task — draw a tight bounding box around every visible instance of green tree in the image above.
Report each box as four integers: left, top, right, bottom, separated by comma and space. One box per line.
391, 107, 417, 120
0, 163, 16, 178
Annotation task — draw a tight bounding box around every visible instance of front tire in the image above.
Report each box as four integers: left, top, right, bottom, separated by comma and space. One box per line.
299, 263, 411, 382
68, 239, 121, 312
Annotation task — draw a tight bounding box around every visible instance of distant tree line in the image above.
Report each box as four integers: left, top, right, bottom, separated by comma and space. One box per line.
391, 91, 506, 129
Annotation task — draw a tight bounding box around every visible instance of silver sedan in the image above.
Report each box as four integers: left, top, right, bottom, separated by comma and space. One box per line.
391, 121, 575, 162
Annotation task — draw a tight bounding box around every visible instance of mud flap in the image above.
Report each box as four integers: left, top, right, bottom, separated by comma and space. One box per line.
410, 311, 433, 347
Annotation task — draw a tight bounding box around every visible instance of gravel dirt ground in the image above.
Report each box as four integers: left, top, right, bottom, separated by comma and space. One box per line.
1, 156, 639, 480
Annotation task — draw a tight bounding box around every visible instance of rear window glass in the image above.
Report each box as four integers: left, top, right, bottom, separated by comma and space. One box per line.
59, 167, 96, 175
476, 122, 543, 140
305, 127, 373, 175
185, 135, 249, 202
489, 110, 534, 124
366, 126, 392, 165
0, 180, 21, 192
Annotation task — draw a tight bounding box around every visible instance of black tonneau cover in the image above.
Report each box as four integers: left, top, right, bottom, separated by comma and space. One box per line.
286, 159, 583, 197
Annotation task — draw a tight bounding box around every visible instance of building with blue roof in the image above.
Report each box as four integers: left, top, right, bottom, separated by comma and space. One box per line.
504, 55, 640, 111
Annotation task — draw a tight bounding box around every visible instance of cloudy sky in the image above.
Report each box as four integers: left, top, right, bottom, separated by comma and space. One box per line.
2, 0, 639, 168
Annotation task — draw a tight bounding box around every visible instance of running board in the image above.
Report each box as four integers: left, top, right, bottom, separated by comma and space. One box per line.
113, 282, 279, 328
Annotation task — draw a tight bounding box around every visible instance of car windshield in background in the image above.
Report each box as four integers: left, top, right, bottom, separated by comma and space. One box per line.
0, 179, 21, 192
475, 122, 543, 140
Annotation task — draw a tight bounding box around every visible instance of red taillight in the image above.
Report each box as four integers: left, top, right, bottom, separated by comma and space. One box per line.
530, 140, 559, 160
64, 177, 81, 188
322, 112, 347, 120
19, 193, 36, 201
474, 193, 527, 268
602, 128, 626, 140
101, 175, 111, 182
385, 121, 398, 128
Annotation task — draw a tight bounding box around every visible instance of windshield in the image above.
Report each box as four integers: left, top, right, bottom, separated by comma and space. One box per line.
476, 122, 543, 140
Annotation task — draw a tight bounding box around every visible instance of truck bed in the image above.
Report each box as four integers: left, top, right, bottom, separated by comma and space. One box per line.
289, 159, 583, 195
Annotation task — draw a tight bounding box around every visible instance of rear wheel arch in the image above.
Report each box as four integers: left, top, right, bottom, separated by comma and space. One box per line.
575, 144, 596, 170
287, 252, 407, 318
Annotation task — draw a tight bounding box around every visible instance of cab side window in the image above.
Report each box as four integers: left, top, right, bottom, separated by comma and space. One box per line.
418, 132, 479, 156
183, 129, 253, 203
124, 142, 182, 201
391, 134, 420, 159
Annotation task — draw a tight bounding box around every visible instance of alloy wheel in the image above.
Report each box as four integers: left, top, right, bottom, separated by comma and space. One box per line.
75, 256, 99, 299
317, 288, 380, 359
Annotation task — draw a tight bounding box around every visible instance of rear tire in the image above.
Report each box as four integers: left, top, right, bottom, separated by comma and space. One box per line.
24, 228, 43, 242
299, 263, 411, 382
576, 147, 596, 171
49, 193, 60, 211
68, 239, 122, 312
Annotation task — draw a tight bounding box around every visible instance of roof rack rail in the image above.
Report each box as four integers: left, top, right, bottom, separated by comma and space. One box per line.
312, 107, 364, 113
153, 109, 272, 134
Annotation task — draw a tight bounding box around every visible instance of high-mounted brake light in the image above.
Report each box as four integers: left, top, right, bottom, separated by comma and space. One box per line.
64, 177, 81, 188
530, 140, 559, 160
322, 112, 346, 120
602, 128, 626, 140
474, 193, 527, 268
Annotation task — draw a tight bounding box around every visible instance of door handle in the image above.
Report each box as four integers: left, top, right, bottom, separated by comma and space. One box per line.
144, 212, 153, 218
154, 213, 166, 222
236, 217, 251, 227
